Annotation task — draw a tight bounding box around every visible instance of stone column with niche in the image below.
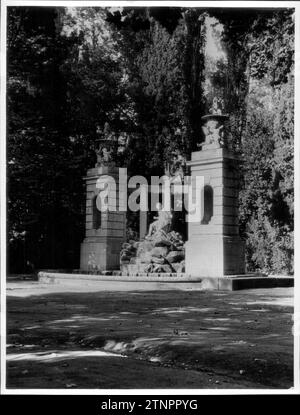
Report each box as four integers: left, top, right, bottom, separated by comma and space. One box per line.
80, 125, 127, 272
185, 98, 245, 277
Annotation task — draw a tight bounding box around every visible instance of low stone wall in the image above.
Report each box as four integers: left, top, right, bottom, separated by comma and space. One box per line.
38, 270, 196, 282
38, 271, 294, 291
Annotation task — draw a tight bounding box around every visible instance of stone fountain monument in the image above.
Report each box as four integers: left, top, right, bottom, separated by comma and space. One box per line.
40, 100, 293, 290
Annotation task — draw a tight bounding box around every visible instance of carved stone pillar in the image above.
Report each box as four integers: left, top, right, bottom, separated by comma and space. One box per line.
185, 105, 245, 277
80, 129, 127, 272
80, 165, 127, 272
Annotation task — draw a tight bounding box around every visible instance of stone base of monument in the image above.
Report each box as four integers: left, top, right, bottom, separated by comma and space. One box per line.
38, 270, 293, 291
185, 235, 246, 277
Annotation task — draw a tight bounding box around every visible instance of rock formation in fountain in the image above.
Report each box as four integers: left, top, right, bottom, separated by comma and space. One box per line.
120, 203, 185, 274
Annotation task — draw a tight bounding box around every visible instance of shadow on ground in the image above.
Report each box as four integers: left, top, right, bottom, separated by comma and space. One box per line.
6, 284, 294, 389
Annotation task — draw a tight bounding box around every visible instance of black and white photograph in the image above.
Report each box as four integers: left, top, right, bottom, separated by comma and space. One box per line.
0, 0, 299, 395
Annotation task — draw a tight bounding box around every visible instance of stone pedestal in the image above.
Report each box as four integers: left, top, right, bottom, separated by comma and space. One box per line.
80, 166, 126, 271
185, 147, 245, 277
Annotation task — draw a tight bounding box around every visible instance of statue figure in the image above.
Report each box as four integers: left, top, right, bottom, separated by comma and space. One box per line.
200, 96, 228, 148
96, 144, 114, 166
209, 96, 224, 115
146, 202, 172, 239
95, 122, 117, 167
202, 119, 225, 147
165, 150, 186, 180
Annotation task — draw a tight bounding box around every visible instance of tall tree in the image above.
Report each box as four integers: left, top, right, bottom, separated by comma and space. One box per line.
8, 7, 80, 271
106, 7, 206, 174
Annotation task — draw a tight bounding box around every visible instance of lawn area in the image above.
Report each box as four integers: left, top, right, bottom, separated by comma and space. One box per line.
6, 280, 294, 390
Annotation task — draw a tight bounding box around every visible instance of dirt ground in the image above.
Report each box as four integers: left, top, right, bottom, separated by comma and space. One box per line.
5, 278, 294, 390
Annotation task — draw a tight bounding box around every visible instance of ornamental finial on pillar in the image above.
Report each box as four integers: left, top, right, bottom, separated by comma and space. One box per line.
95, 122, 118, 167
200, 97, 229, 150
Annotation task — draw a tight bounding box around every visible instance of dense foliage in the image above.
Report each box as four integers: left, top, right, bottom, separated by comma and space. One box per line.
239, 10, 294, 274
7, 7, 294, 274
7, 8, 84, 270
